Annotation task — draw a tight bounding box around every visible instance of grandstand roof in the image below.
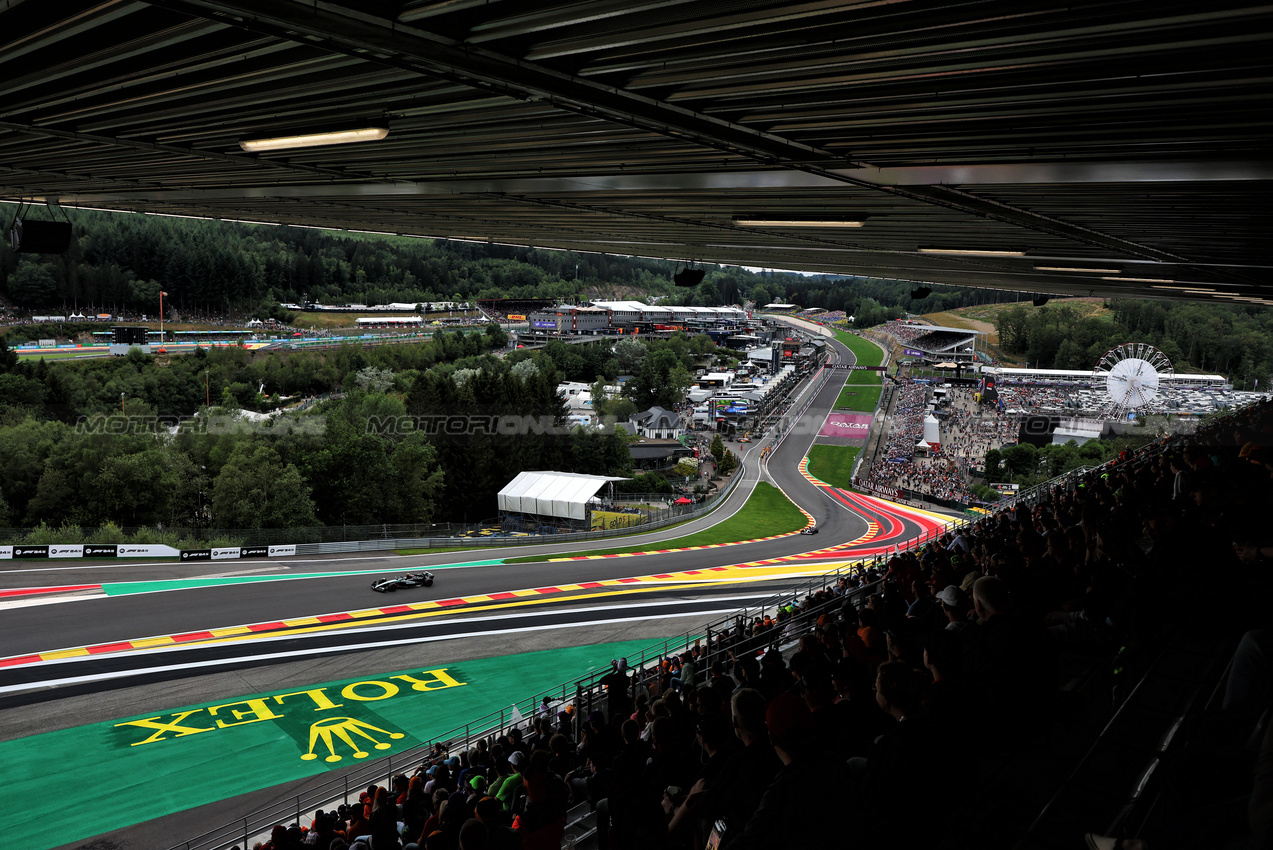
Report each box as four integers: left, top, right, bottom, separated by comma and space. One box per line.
0, 3, 1269, 304
911, 325, 986, 337
497, 471, 627, 521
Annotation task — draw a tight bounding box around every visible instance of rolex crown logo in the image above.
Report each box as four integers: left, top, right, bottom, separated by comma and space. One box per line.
302, 716, 405, 763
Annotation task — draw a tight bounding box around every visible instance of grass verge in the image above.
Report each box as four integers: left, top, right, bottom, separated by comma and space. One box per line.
833, 329, 885, 367
807, 445, 860, 490
504, 481, 807, 563
835, 385, 882, 412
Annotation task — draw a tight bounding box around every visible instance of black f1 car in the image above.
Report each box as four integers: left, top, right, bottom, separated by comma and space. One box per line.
799, 526, 819, 535
371, 571, 435, 592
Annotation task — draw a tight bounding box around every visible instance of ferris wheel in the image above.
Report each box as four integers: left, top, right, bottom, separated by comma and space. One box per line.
1096, 343, 1174, 418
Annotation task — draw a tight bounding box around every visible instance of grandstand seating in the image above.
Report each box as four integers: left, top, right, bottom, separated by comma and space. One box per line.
210, 399, 1273, 850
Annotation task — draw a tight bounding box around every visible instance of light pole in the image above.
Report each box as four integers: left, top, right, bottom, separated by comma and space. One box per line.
159, 290, 168, 345
120, 392, 125, 415
205, 370, 210, 411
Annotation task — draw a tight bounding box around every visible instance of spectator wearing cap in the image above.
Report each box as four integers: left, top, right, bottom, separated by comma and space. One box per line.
493, 751, 525, 810
665, 713, 739, 847
466, 775, 489, 804
936, 585, 971, 633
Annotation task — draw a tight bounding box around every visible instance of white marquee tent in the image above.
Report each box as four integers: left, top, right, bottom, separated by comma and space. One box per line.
498, 471, 629, 521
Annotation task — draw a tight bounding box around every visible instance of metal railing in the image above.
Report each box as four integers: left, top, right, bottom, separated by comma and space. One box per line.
168, 560, 882, 850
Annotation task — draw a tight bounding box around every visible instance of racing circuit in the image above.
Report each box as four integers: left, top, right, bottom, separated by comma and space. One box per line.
0, 325, 955, 850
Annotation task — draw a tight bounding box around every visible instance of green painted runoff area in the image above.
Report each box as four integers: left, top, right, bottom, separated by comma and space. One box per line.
806, 445, 861, 490
99, 560, 507, 597
505, 481, 807, 563
3, 637, 671, 850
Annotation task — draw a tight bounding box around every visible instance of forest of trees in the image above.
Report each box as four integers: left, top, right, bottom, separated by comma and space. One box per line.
0, 324, 728, 533
992, 300, 1273, 386
1, 206, 1018, 321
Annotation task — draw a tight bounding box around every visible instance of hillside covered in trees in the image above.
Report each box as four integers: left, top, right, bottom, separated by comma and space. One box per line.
0, 322, 727, 534
1, 206, 1011, 322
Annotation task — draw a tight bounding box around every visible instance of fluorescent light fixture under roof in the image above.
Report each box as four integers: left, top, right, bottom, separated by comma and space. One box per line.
919, 247, 1026, 257
735, 219, 866, 228
240, 126, 389, 152
1152, 284, 1215, 292
1105, 276, 1174, 283
1035, 266, 1122, 274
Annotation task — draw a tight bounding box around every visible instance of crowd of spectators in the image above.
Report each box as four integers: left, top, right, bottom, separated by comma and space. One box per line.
940, 389, 1021, 469
862, 380, 1019, 502
876, 320, 929, 344
236, 398, 1273, 850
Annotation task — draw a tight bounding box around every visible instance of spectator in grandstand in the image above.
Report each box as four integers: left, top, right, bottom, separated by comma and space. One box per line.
936, 584, 971, 633
515, 751, 570, 849
493, 751, 526, 810
367, 786, 401, 850
402, 778, 431, 842
965, 576, 1058, 748
725, 692, 855, 850
601, 658, 633, 720
667, 688, 779, 848
851, 661, 949, 850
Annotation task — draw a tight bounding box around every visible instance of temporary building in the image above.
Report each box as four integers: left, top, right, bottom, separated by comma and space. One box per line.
498, 471, 628, 521
923, 414, 941, 444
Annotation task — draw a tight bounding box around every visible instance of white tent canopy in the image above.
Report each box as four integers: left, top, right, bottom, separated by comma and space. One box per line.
498, 471, 628, 521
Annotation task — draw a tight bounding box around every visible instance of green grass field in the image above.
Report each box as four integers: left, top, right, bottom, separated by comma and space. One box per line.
807, 444, 860, 490
834, 385, 882, 412
832, 329, 886, 385
504, 481, 807, 563
834, 329, 885, 367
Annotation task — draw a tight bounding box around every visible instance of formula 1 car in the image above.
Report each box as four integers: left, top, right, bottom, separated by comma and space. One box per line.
371, 571, 435, 592
799, 526, 819, 535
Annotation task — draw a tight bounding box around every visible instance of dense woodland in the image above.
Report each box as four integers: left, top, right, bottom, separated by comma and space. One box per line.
0, 325, 721, 534
1, 206, 1008, 321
